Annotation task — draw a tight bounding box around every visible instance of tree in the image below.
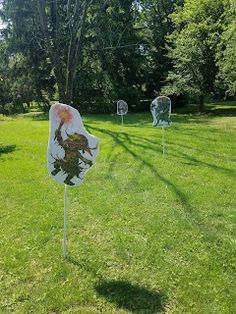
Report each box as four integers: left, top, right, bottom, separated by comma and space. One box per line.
216, 0, 236, 96
136, 0, 184, 98
38, 0, 101, 105
69, 0, 150, 112
163, 0, 224, 111
1, 0, 106, 106
0, 1, 56, 112
0, 41, 11, 111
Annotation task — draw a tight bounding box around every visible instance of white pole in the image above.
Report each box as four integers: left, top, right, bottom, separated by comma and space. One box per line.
162, 126, 165, 156
63, 184, 67, 258
121, 114, 124, 126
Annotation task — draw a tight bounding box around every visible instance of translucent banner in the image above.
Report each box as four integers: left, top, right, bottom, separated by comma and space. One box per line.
150, 96, 171, 128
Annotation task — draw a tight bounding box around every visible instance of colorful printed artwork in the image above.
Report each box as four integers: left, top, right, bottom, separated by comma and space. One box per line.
117, 100, 128, 115
48, 103, 99, 186
150, 96, 171, 127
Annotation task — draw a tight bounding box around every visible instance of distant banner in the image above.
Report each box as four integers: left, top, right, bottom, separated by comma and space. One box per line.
48, 103, 99, 186
150, 96, 171, 127
117, 100, 128, 115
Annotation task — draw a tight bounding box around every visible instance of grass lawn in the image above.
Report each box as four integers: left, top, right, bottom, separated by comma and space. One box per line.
0, 102, 236, 313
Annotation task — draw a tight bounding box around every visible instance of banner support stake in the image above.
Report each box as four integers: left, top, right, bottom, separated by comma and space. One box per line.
63, 184, 67, 258
162, 126, 165, 156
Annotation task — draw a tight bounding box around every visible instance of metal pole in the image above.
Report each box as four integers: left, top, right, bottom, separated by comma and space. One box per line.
63, 184, 67, 258
121, 115, 124, 126
162, 126, 165, 156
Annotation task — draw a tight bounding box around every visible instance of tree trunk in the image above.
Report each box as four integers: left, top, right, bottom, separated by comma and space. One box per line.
199, 94, 205, 112
58, 87, 68, 104
64, 0, 90, 106
37, 0, 93, 107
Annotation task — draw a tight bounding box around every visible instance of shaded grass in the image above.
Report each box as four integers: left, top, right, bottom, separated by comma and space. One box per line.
95, 280, 165, 314
0, 144, 17, 157
0, 103, 236, 313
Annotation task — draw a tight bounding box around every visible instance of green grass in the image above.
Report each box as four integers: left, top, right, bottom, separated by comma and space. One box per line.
0, 102, 236, 313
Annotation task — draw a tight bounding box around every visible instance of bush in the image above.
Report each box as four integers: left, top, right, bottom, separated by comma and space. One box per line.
0, 103, 26, 115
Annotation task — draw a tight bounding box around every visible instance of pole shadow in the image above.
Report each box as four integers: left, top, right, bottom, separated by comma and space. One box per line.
85, 124, 232, 233
95, 280, 166, 314
66, 255, 103, 279
167, 141, 236, 177
85, 124, 192, 213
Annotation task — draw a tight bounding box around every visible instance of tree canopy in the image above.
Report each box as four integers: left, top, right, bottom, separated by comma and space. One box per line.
216, 0, 236, 96
162, 0, 224, 111
0, 0, 235, 114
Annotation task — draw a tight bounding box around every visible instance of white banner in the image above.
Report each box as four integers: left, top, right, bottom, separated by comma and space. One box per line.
48, 103, 99, 186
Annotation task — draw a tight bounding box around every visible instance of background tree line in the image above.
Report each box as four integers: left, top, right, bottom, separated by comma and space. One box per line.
0, 0, 235, 114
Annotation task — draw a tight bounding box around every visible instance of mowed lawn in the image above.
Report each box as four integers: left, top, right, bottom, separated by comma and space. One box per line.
0, 103, 236, 313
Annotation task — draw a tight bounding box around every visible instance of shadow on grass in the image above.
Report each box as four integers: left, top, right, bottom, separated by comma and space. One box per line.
67, 256, 167, 313
95, 280, 166, 314
205, 103, 236, 116
66, 255, 102, 279
206, 108, 236, 116
25, 102, 236, 125
85, 124, 193, 214
0, 144, 17, 157
172, 103, 236, 125
174, 101, 236, 116
85, 123, 236, 229
82, 113, 152, 127
167, 141, 236, 176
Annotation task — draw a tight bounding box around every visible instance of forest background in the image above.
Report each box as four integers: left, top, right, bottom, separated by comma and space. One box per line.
0, 0, 235, 114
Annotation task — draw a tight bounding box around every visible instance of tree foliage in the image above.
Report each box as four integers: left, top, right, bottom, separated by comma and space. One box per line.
74, 0, 146, 112
0, 0, 235, 114
162, 0, 224, 111
1, 0, 106, 106
216, 0, 236, 96
137, 0, 183, 96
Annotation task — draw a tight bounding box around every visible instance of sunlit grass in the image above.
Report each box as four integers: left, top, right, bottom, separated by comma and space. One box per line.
0, 103, 236, 313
